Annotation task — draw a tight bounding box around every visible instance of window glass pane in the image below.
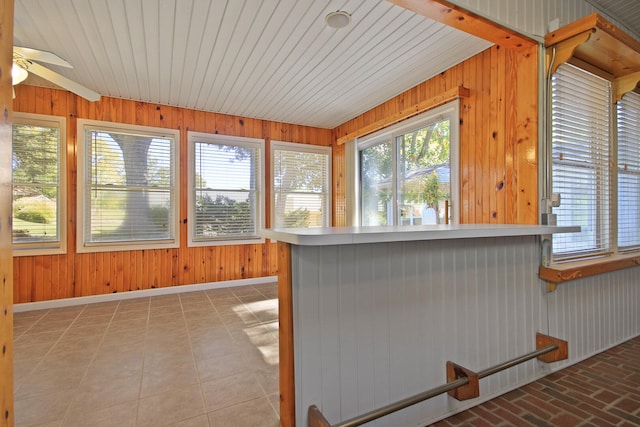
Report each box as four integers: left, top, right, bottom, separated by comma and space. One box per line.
551, 64, 611, 259
358, 102, 458, 227
273, 148, 329, 228
360, 141, 392, 226
85, 129, 175, 243
193, 142, 260, 239
617, 91, 640, 250
12, 122, 60, 243
398, 120, 451, 225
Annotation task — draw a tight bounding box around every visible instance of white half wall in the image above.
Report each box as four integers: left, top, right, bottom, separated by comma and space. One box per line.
290, 235, 640, 426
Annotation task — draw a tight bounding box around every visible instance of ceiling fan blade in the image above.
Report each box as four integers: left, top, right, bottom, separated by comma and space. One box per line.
13, 46, 72, 68
27, 62, 100, 102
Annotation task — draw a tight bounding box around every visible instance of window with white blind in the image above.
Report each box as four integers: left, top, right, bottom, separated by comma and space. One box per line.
551, 63, 640, 261
12, 113, 66, 255
551, 63, 611, 260
188, 132, 264, 246
617, 91, 640, 251
271, 141, 331, 229
77, 120, 179, 252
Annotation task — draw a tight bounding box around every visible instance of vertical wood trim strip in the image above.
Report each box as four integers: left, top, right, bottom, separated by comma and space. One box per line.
0, 1, 15, 425
278, 241, 295, 427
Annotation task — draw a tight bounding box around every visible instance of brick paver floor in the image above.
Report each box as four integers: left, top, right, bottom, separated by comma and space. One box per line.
431, 336, 640, 426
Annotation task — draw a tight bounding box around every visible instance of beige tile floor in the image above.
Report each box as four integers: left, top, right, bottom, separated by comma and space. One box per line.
13, 283, 280, 427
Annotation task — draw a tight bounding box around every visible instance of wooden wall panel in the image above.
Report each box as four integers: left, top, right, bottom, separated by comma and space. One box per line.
0, 0, 14, 423
12, 85, 332, 303
332, 44, 539, 226
12, 43, 538, 303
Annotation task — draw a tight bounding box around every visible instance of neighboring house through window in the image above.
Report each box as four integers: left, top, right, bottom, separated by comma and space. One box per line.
188, 132, 264, 246
357, 101, 460, 226
12, 113, 66, 255
77, 120, 179, 252
271, 141, 331, 228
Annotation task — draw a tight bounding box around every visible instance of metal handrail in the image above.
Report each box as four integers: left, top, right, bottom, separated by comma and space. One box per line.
309, 343, 559, 427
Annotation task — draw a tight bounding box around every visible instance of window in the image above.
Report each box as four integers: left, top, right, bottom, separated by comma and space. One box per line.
357, 101, 459, 226
617, 91, 640, 251
77, 120, 179, 252
550, 63, 640, 260
551, 64, 611, 259
188, 132, 264, 246
271, 141, 331, 228
12, 113, 66, 255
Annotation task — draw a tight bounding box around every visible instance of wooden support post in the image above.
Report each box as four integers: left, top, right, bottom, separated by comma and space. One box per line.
278, 242, 295, 427
0, 1, 15, 426
536, 333, 569, 363
446, 361, 479, 401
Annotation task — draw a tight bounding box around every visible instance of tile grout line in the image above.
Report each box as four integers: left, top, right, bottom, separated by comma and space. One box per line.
133, 297, 152, 427
179, 291, 212, 427
14, 306, 87, 397
58, 300, 122, 425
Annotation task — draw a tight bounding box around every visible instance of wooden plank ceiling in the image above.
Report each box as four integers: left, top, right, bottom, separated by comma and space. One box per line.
13, 0, 493, 129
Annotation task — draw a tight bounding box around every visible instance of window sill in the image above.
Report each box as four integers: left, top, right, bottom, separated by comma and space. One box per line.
13, 245, 66, 257
539, 252, 640, 290
187, 237, 265, 247
77, 240, 179, 253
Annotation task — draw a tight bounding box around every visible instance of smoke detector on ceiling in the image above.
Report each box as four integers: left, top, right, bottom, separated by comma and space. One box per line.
325, 11, 351, 29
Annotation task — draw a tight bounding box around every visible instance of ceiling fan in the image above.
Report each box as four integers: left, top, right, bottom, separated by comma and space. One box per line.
12, 46, 101, 102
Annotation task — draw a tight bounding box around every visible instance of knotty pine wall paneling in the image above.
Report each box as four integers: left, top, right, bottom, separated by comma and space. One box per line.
332, 44, 538, 226
0, 0, 15, 423
12, 86, 331, 303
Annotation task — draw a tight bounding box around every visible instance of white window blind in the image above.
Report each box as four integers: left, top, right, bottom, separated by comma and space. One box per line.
617, 91, 640, 251
551, 63, 611, 259
12, 115, 64, 250
272, 142, 330, 229
82, 126, 176, 246
190, 135, 262, 242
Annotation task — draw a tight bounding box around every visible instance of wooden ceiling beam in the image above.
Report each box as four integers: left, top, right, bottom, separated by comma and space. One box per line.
389, 0, 536, 50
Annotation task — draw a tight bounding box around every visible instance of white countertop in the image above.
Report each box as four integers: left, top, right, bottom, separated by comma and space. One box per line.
259, 224, 580, 246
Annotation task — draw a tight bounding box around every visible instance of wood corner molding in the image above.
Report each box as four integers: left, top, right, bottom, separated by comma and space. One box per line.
389, 0, 536, 50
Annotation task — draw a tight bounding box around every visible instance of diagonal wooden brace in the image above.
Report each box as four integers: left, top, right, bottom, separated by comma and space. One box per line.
446, 361, 479, 400
536, 333, 569, 363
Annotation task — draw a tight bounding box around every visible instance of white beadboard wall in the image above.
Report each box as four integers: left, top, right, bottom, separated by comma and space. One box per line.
291, 235, 640, 426
448, 0, 598, 38
547, 268, 640, 366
